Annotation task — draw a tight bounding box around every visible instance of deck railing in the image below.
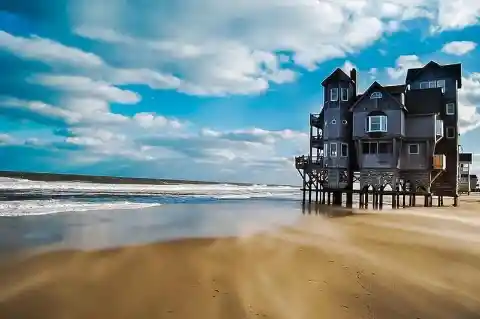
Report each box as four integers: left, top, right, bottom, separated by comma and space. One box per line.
295, 155, 324, 168
310, 113, 323, 127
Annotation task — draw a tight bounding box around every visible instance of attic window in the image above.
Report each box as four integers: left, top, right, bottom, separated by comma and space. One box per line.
367, 115, 387, 132
330, 88, 338, 101
370, 92, 382, 99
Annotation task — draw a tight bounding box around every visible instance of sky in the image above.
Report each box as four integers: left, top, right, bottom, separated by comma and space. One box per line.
0, 0, 479, 185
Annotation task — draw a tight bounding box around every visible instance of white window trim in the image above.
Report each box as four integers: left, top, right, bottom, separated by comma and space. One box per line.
340, 143, 348, 157
331, 119, 336, 124
367, 115, 387, 133
420, 81, 429, 89
408, 143, 419, 155
446, 127, 455, 139
330, 88, 338, 101
437, 80, 446, 93
342, 119, 348, 125
446, 103, 455, 115
370, 92, 382, 99
330, 142, 337, 157
341, 88, 349, 101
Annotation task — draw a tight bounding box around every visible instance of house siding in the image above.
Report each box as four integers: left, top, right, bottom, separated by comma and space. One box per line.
408, 67, 459, 194
404, 115, 436, 139
353, 109, 403, 139
400, 141, 430, 170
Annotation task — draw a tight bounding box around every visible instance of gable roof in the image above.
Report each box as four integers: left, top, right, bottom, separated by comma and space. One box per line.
321, 68, 353, 87
406, 61, 462, 88
349, 81, 407, 112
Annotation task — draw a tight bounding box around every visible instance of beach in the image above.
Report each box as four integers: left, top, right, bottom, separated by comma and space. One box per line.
1, 193, 480, 319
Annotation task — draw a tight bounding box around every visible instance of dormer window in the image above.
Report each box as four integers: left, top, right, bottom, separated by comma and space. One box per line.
330, 88, 338, 101
367, 115, 387, 132
370, 92, 382, 99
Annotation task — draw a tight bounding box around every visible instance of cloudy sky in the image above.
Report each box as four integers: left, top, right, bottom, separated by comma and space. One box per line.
0, 0, 479, 185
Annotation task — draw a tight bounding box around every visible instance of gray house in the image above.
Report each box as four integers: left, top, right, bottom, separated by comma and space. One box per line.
297, 61, 463, 200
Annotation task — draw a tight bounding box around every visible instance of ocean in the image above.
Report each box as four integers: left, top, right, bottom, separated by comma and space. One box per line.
0, 177, 304, 251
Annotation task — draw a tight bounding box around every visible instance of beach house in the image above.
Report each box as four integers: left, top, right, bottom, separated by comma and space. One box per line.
296, 61, 468, 206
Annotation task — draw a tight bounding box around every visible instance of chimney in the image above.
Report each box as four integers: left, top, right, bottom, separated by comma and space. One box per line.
350, 68, 358, 94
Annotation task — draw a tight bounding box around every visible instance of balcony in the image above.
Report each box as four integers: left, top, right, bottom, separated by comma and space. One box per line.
310, 113, 323, 127
311, 135, 323, 148
295, 155, 324, 169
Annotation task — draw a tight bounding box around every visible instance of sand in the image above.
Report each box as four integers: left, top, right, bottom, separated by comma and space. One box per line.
1, 198, 480, 319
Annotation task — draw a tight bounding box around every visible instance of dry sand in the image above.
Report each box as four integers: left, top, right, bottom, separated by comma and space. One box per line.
1, 197, 480, 319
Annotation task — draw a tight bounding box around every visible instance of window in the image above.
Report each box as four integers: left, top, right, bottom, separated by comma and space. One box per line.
330, 88, 338, 101
342, 119, 348, 125
331, 119, 336, 124
362, 142, 378, 154
436, 119, 444, 136
408, 144, 419, 154
378, 142, 392, 154
362, 141, 391, 154
437, 80, 446, 93
341, 88, 349, 101
419, 80, 445, 92
367, 115, 387, 132
330, 143, 337, 157
341, 143, 348, 157
446, 127, 455, 139
370, 92, 382, 99
446, 103, 455, 115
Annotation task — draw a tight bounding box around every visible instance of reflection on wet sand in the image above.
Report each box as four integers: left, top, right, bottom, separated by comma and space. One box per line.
1, 198, 480, 319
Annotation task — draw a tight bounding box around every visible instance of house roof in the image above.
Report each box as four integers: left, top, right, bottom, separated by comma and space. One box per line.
405, 88, 443, 115
321, 68, 353, 87
406, 61, 462, 88
349, 81, 407, 112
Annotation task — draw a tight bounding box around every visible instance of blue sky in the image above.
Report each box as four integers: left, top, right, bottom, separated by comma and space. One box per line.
0, 0, 479, 184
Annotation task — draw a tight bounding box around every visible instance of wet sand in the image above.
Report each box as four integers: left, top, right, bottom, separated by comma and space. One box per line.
1, 198, 480, 319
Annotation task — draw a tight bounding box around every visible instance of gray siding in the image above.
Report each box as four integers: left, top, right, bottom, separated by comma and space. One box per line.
404, 115, 436, 139
353, 109, 403, 139
399, 141, 430, 170
322, 80, 353, 169
360, 153, 396, 169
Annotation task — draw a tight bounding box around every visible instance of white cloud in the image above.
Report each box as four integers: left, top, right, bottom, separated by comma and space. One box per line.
0, 31, 104, 68
441, 41, 477, 56
27, 74, 141, 104
458, 73, 480, 133
384, 55, 480, 134
435, 0, 480, 31
341, 60, 357, 74
0, 134, 15, 145
69, 0, 440, 95
386, 55, 423, 80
